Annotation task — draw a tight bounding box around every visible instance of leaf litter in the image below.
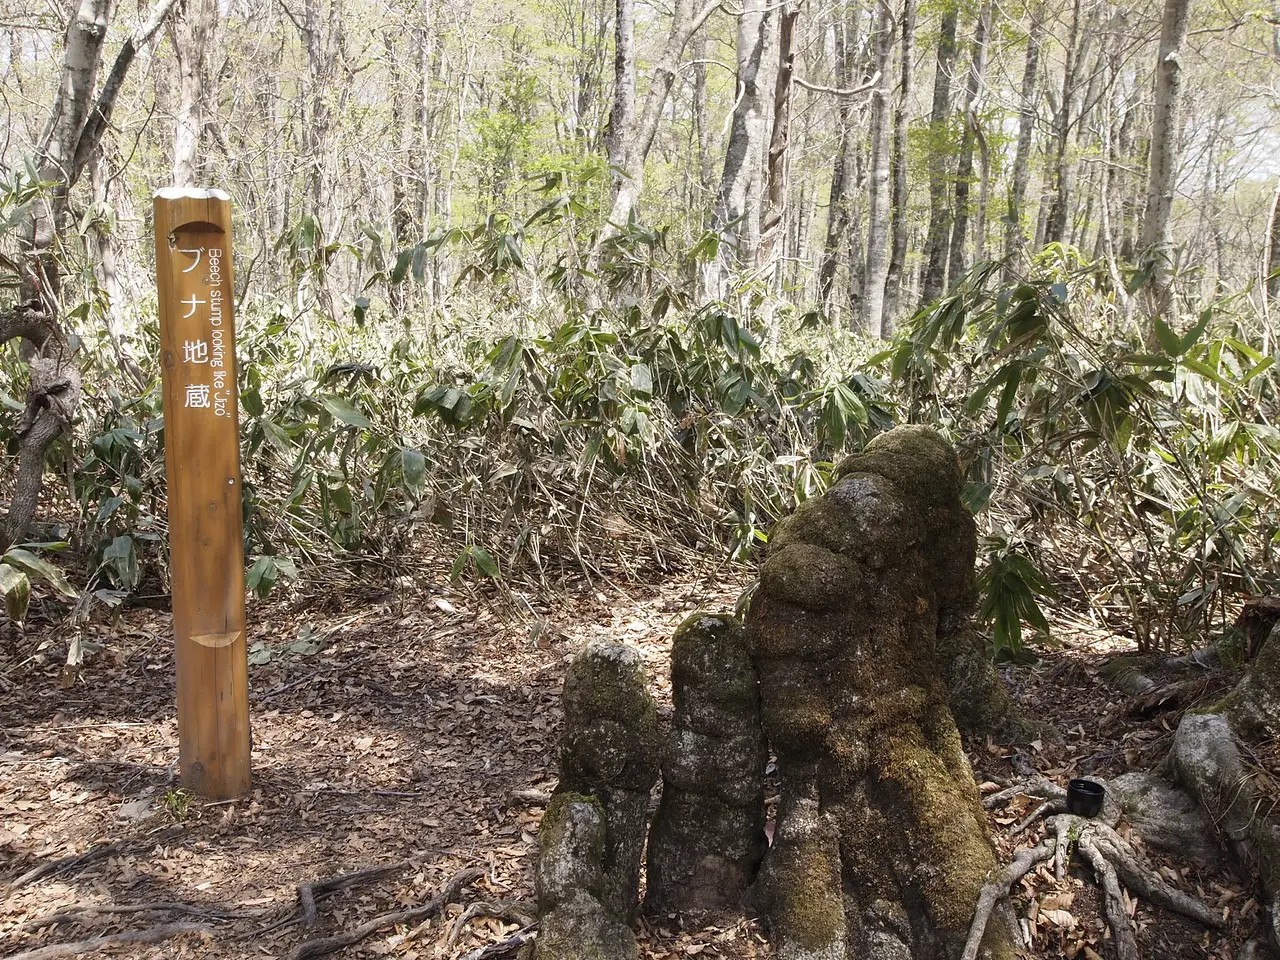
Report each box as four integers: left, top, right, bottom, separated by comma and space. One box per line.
0, 568, 1267, 959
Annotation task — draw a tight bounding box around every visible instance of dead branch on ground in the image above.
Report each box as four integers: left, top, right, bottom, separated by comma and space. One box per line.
289, 866, 484, 960
297, 860, 410, 928
7, 921, 211, 960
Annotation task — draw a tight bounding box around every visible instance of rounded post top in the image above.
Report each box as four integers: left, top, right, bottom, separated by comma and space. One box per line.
155, 187, 231, 201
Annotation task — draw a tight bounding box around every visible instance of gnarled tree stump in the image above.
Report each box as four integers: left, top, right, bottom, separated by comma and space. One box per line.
543, 639, 659, 946
748, 426, 1015, 960
645, 613, 767, 918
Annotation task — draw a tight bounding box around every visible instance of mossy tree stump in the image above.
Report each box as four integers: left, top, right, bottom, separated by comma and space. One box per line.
553, 640, 660, 923
535, 792, 638, 960
748, 426, 1015, 960
645, 613, 767, 918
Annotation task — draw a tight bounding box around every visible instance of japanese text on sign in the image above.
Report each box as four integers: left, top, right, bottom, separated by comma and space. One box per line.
178, 247, 231, 418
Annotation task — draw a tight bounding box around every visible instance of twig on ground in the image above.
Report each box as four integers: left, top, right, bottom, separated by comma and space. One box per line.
441, 900, 538, 953
1009, 799, 1066, 837
297, 861, 409, 927
507, 788, 551, 806
982, 777, 1063, 810
289, 866, 484, 960
961, 838, 1054, 960
459, 928, 536, 959
3, 844, 123, 898
23, 900, 248, 931
6, 921, 212, 960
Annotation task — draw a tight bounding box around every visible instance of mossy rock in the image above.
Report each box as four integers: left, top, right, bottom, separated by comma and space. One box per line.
1215, 625, 1280, 740
536, 792, 606, 913
559, 641, 660, 793
756, 796, 847, 960
646, 612, 768, 920
536, 890, 638, 960
555, 641, 660, 925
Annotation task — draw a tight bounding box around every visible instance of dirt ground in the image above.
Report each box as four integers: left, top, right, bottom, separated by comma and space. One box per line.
0, 564, 1269, 959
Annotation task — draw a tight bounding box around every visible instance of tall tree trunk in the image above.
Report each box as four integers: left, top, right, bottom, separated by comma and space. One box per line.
416, 0, 436, 229
1264, 178, 1280, 315
600, 0, 721, 240
862, 0, 895, 336
168, 0, 217, 185
1117, 101, 1141, 261
712, 0, 775, 267
883, 0, 915, 322
1044, 0, 1083, 245
818, 4, 858, 313
605, 0, 635, 192
759, 1, 800, 266
946, 0, 989, 286
919, 0, 960, 306
1003, 4, 1042, 269
692, 26, 712, 222
1140, 0, 1192, 324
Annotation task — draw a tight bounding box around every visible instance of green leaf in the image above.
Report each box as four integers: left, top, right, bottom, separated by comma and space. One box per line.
1181, 358, 1233, 390
101, 536, 139, 591
401, 448, 426, 494
321, 395, 373, 430
3, 548, 77, 598
0, 564, 30, 625
629, 363, 653, 397
470, 546, 500, 579
391, 248, 414, 284
246, 555, 275, 598
1152, 314, 1182, 357
242, 387, 265, 418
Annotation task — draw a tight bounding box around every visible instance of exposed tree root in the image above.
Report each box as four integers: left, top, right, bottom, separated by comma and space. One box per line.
23, 899, 249, 932
295, 860, 410, 928
288, 866, 484, 960
1076, 834, 1139, 960
6, 921, 211, 960
2, 843, 123, 898
970, 783, 1225, 960
441, 899, 537, 953
962, 838, 1054, 960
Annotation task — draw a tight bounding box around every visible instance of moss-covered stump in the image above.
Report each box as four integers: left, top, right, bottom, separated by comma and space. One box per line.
747, 426, 1016, 960
535, 793, 638, 960
555, 640, 660, 924
1215, 623, 1280, 740
645, 614, 767, 918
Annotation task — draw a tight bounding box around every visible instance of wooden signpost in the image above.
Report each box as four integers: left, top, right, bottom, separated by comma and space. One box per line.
154, 189, 250, 799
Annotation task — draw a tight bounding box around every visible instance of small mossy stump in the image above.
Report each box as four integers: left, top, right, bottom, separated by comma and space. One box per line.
535, 792, 638, 960
645, 613, 768, 918
555, 640, 660, 924
1215, 623, 1280, 740
748, 425, 1016, 960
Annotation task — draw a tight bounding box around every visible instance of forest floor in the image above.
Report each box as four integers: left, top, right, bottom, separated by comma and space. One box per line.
0, 560, 1270, 960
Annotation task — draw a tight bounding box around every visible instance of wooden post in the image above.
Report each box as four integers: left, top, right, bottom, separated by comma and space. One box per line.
154, 188, 250, 799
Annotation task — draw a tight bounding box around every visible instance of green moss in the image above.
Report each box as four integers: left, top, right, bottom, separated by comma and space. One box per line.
1216, 627, 1248, 670
563, 640, 654, 726
835, 425, 961, 514
536, 792, 606, 913
560, 641, 661, 792
670, 613, 758, 712
759, 543, 862, 612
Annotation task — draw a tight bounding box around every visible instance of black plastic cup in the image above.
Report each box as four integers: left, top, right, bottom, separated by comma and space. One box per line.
1066, 778, 1105, 818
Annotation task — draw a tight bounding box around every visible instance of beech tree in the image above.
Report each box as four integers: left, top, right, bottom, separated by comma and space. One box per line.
2, 0, 176, 546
